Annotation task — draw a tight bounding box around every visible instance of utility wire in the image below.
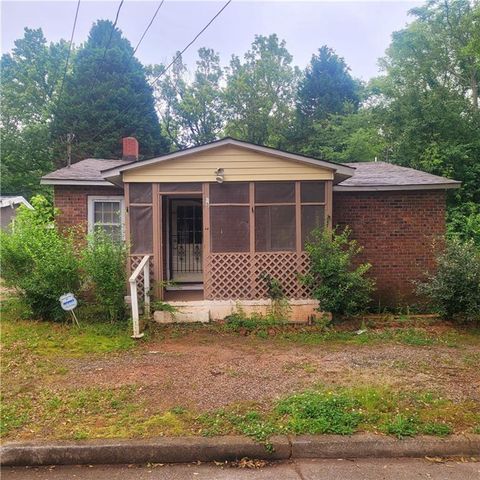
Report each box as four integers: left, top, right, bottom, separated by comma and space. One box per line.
56, 0, 81, 107
89, 0, 232, 143
148, 0, 231, 87
101, 0, 125, 61
132, 0, 165, 57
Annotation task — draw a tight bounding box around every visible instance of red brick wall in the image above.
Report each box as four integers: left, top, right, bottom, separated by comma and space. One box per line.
333, 190, 446, 307
54, 185, 124, 235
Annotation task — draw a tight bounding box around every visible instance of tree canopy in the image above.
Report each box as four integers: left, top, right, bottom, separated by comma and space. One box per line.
2, 1, 479, 242
52, 20, 170, 162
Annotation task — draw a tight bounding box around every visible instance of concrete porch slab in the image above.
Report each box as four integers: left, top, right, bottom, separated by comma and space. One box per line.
153, 299, 321, 324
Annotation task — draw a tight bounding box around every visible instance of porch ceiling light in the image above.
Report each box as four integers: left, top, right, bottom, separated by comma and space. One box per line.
214, 168, 225, 183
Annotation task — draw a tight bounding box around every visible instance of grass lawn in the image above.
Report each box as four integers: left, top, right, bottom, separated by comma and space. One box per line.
1, 296, 479, 443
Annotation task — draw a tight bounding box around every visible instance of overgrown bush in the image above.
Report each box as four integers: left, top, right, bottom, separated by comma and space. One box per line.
415, 237, 480, 322
81, 230, 128, 323
0, 195, 81, 321
301, 227, 375, 318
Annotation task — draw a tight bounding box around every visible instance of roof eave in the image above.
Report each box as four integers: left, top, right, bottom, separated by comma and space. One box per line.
40, 179, 116, 186
334, 183, 461, 192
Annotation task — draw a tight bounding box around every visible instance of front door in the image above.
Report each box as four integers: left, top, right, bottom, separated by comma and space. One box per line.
169, 199, 203, 283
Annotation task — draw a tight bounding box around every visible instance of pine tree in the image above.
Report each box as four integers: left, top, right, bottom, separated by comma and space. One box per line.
52, 20, 169, 163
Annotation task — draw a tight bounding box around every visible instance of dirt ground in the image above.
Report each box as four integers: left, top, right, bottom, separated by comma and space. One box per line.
63, 328, 480, 412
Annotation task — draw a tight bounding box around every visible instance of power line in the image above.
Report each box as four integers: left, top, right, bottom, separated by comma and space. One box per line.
132, 0, 165, 57
56, 0, 81, 107
101, 0, 125, 62
148, 0, 232, 86
89, 0, 232, 143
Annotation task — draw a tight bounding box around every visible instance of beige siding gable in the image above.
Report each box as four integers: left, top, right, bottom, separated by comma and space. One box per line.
123, 145, 334, 183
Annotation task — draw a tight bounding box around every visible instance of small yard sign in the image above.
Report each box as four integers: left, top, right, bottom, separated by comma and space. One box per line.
59, 293, 79, 325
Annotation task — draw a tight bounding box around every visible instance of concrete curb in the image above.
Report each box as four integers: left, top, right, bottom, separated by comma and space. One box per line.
1, 434, 479, 466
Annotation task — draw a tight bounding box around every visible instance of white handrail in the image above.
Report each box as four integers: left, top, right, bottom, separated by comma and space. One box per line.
129, 255, 150, 339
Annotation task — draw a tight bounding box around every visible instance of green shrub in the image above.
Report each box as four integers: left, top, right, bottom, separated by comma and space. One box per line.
0, 195, 81, 321
415, 237, 480, 322
301, 227, 375, 317
81, 230, 128, 323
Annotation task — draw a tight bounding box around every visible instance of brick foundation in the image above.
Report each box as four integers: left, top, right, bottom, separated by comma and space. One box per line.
333, 190, 446, 307
54, 185, 124, 235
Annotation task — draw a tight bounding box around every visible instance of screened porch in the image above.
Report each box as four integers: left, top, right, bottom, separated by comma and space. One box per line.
126, 180, 332, 301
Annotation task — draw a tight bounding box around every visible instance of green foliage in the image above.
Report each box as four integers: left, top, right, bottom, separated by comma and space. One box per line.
277, 390, 362, 435
0, 28, 69, 197
224, 34, 299, 147
52, 20, 169, 162
447, 202, 480, 246
296, 45, 360, 123
416, 237, 480, 322
153, 48, 225, 148
374, 0, 480, 241
381, 414, 420, 438
302, 227, 375, 317
81, 230, 128, 323
0, 195, 81, 321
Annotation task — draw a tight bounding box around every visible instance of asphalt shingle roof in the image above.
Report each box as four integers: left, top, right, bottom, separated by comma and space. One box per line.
41, 158, 460, 189
340, 161, 460, 188
42, 159, 132, 181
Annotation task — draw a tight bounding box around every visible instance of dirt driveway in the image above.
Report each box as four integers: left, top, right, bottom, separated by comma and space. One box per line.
65, 327, 480, 412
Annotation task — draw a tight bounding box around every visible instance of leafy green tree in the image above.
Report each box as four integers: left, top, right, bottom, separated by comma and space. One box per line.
153, 48, 225, 148
375, 0, 480, 240
52, 20, 169, 162
224, 34, 299, 147
1, 28, 69, 197
296, 46, 360, 123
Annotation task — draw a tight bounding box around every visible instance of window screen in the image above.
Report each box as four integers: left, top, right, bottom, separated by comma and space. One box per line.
129, 183, 152, 204
255, 182, 295, 204
210, 206, 249, 252
130, 205, 153, 254
210, 183, 249, 204
301, 181, 325, 203
89, 198, 124, 242
301, 205, 325, 246
255, 205, 295, 251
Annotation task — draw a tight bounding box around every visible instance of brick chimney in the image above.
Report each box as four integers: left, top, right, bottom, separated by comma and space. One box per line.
122, 137, 139, 161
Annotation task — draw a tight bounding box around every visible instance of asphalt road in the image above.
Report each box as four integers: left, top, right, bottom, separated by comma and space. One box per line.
2, 458, 479, 480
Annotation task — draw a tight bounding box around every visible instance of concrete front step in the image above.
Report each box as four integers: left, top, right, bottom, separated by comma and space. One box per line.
153, 299, 320, 324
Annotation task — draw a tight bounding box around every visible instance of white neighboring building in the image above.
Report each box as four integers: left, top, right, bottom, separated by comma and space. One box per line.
0, 196, 33, 230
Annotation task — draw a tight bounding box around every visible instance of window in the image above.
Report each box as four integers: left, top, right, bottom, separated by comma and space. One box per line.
88, 196, 125, 241
130, 205, 153, 253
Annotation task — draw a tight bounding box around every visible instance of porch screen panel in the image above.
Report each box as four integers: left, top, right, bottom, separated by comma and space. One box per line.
255, 182, 295, 203
301, 181, 325, 203
210, 183, 249, 204
255, 205, 296, 251
130, 205, 153, 254
210, 206, 249, 253
129, 183, 152, 203
301, 205, 325, 246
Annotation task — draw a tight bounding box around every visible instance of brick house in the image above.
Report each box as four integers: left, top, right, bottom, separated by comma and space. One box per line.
41, 137, 460, 320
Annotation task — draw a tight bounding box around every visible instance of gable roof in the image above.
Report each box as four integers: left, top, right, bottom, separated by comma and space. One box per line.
334, 162, 461, 191
100, 137, 355, 184
40, 138, 461, 191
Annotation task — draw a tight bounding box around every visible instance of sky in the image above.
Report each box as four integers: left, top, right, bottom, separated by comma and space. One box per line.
1, 0, 422, 81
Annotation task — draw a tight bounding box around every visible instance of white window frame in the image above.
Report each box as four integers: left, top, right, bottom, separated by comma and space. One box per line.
87, 195, 125, 240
